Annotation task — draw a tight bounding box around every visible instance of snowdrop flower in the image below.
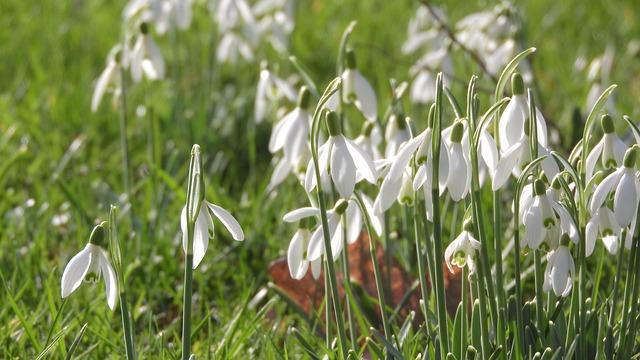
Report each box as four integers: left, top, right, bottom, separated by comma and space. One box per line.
340, 49, 378, 121
384, 113, 411, 158
287, 228, 323, 280
585, 114, 627, 182
91, 47, 122, 112
497, 73, 548, 150
180, 145, 244, 269
374, 124, 449, 214
445, 220, 481, 274
354, 121, 382, 161
304, 111, 377, 198
522, 180, 565, 250
589, 146, 640, 228
520, 177, 579, 245
543, 245, 575, 297
445, 122, 470, 201
586, 207, 622, 256
61, 222, 117, 310
492, 116, 559, 190
269, 87, 312, 166
283, 200, 345, 263
130, 22, 166, 83
409, 48, 453, 104
255, 66, 297, 123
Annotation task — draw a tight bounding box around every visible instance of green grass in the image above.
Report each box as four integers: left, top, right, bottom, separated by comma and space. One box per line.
1, 0, 640, 358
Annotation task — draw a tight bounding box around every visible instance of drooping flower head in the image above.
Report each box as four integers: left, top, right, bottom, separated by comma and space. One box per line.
61, 222, 118, 310
341, 49, 378, 122
589, 146, 640, 228
130, 22, 166, 83
543, 244, 575, 297
444, 219, 481, 274
180, 145, 245, 269
585, 114, 627, 182
304, 111, 377, 198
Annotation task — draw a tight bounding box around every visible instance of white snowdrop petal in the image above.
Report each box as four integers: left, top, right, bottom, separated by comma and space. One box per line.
447, 144, 468, 201
347, 201, 362, 244
375, 174, 403, 213
361, 194, 384, 236
492, 141, 524, 190
91, 62, 116, 112
330, 136, 356, 197
145, 36, 165, 79
590, 168, 622, 213
479, 130, 499, 172
269, 110, 297, 153
524, 204, 543, 249
100, 253, 118, 310
330, 221, 344, 261
345, 138, 377, 183
310, 257, 322, 279
614, 171, 638, 227
267, 157, 291, 191
208, 203, 244, 241
191, 208, 211, 269
61, 245, 92, 298
585, 215, 598, 257
388, 131, 425, 182
307, 226, 325, 261
585, 140, 604, 182
413, 164, 427, 191
353, 71, 377, 121
283, 207, 320, 222
287, 231, 307, 279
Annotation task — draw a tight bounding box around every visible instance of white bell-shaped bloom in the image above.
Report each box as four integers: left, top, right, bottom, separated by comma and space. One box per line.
61, 223, 117, 310
130, 23, 165, 83
520, 179, 579, 245
522, 180, 563, 250
269, 87, 312, 166
217, 32, 256, 64
384, 114, 411, 158
255, 67, 297, 123
543, 245, 575, 297
340, 50, 377, 121
92, 47, 122, 112
444, 221, 481, 274
442, 120, 498, 186
180, 201, 244, 269
589, 147, 640, 227
492, 132, 559, 191
497, 73, 548, 150
586, 207, 622, 256
443, 122, 470, 201
585, 114, 627, 182
304, 112, 377, 198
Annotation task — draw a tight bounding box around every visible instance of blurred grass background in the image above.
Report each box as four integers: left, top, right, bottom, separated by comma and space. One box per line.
1, 0, 639, 357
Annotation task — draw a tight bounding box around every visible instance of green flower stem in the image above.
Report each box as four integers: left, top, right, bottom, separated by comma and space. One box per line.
622, 236, 640, 358
512, 198, 525, 358
474, 260, 491, 359
431, 72, 449, 355
119, 290, 136, 360
414, 197, 432, 323
353, 193, 391, 343
308, 78, 347, 356
181, 225, 194, 360
533, 250, 545, 332
618, 233, 638, 355
340, 221, 355, 344
460, 266, 468, 358
314, 189, 348, 357
608, 232, 626, 326
324, 267, 332, 349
